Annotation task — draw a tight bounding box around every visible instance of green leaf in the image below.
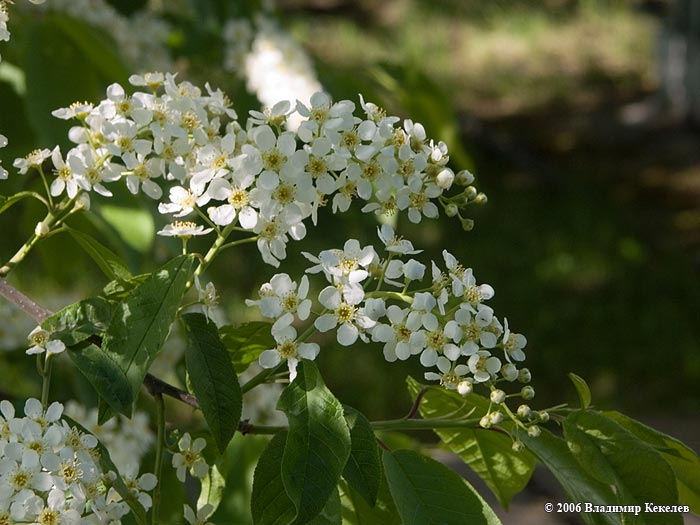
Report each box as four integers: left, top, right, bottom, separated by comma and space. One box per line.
102, 254, 196, 414
251, 431, 296, 525
197, 464, 226, 516
307, 487, 342, 525
100, 204, 155, 253
565, 411, 683, 525
382, 449, 502, 525
102, 274, 149, 300
277, 360, 351, 525
520, 428, 619, 525
604, 411, 700, 514
42, 297, 114, 346
219, 321, 275, 373
62, 416, 147, 525
183, 312, 242, 454
406, 376, 534, 509
68, 228, 131, 281
568, 373, 592, 409
339, 477, 401, 525
67, 342, 132, 415
22, 14, 128, 146
342, 406, 382, 506
0, 192, 42, 215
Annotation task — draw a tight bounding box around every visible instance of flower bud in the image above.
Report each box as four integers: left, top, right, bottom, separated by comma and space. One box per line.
489, 411, 503, 425
490, 389, 506, 404
445, 203, 459, 217
521, 386, 535, 400
527, 426, 541, 438
538, 411, 550, 422
501, 363, 518, 381
436, 168, 454, 190
460, 217, 474, 231
34, 221, 49, 237
457, 380, 473, 396
464, 186, 478, 200
474, 192, 488, 205
517, 404, 532, 419
455, 169, 475, 186
518, 368, 531, 383
479, 415, 491, 429
512, 440, 524, 453
75, 193, 91, 211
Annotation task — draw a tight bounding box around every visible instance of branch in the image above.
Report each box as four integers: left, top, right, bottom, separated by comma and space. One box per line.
0, 279, 52, 323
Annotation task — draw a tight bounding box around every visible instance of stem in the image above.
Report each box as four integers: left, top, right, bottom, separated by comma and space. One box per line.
370, 417, 482, 431
194, 222, 237, 279
218, 235, 259, 252
41, 354, 54, 409
37, 166, 55, 209
152, 393, 165, 525
240, 362, 286, 394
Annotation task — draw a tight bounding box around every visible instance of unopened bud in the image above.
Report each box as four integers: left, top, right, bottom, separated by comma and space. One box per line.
474, 192, 488, 205
489, 411, 503, 425
512, 440, 524, 452
34, 221, 49, 237
518, 368, 531, 383
445, 203, 459, 217
455, 169, 475, 186
521, 386, 535, 400
75, 193, 91, 211
538, 411, 550, 422
457, 380, 473, 396
517, 404, 532, 419
490, 389, 506, 404
464, 186, 478, 200
460, 217, 474, 231
436, 168, 454, 190
527, 426, 541, 438
479, 415, 491, 429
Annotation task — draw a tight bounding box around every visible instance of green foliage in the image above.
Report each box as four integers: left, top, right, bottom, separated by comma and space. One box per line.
342, 406, 382, 506
382, 449, 502, 525
251, 431, 296, 525
568, 372, 592, 409
101, 254, 196, 415
220, 321, 275, 374
521, 428, 619, 525
21, 14, 128, 146
99, 204, 155, 254
406, 376, 535, 509
276, 361, 351, 525
42, 297, 113, 346
604, 411, 700, 514
67, 227, 132, 281
339, 477, 401, 525
564, 411, 682, 525
182, 312, 242, 453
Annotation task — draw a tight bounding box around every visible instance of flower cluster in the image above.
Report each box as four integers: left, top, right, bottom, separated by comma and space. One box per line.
10, 75, 481, 267
248, 225, 540, 432
63, 402, 154, 472
0, 398, 154, 524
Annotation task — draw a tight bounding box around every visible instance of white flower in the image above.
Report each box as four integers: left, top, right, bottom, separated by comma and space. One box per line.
258, 325, 319, 380
424, 356, 470, 390
195, 276, 219, 323
13, 148, 51, 175
157, 221, 213, 238
247, 274, 311, 331
172, 433, 208, 482
377, 224, 421, 255
314, 286, 375, 346
467, 350, 502, 383
372, 305, 422, 361
26, 327, 65, 356
502, 319, 527, 362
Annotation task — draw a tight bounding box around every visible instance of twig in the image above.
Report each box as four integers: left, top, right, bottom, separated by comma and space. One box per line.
0, 279, 52, 322
404, 387, 428, 419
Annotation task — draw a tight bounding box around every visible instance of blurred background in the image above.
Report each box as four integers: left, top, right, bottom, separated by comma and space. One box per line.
0, 0, 699, 521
